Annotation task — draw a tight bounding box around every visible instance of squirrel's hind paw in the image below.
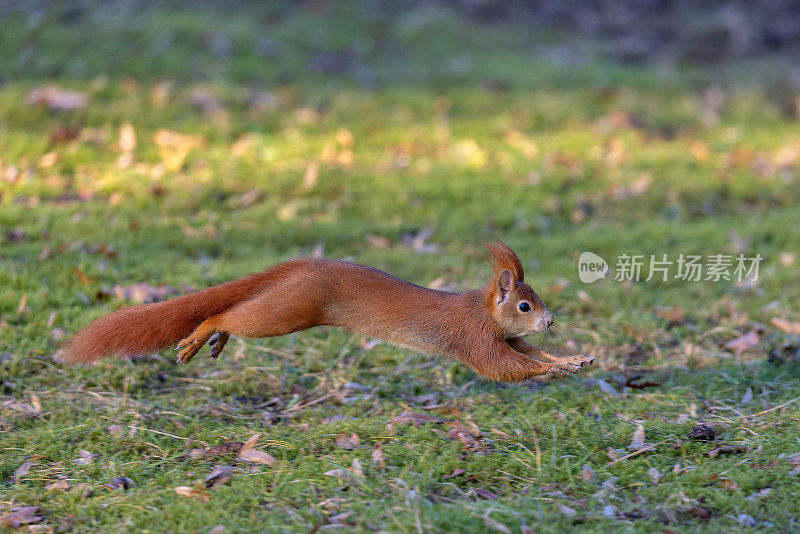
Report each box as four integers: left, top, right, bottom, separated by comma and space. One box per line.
208, 332, 230, 359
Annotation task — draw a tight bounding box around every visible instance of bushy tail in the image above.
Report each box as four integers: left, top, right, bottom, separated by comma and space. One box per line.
61, 272, 271, 364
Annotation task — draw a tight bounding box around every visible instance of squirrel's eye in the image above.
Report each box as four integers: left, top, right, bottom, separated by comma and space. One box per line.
518, 302, 531, 312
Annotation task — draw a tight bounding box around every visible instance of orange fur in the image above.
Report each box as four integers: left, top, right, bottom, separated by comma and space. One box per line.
61, 241, 594, 381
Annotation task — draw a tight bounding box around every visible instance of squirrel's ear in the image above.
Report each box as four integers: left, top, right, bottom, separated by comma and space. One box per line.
496, 269, 515, 303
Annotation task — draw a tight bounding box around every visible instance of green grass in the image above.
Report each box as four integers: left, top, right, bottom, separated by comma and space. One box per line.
2, 2, 800, 532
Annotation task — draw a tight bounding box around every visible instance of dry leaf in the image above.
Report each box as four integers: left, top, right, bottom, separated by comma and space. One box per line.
335, 433, 361, 450
442, 468, 466, 479
45, 479, 71, 491
108, 476, 135, 490
237, 449, 277, 466
475, 488, 499, 500
175, 485, 210, 502
648, 467, 662, 483
371, 442, 385, 468
204, 465, 233, 488
580, 464, 595, 482
74, 450, 100, 465
302, 161, 320, 189
14, 461, 34, 481
0, 506, 43, 528
154, 129, 205, 171
771, 317, 800, 335
27, 86, 89, 110
720, 477, 740, 490
708, 445, 750, 458
351, 458, 364, 479
483, 516, 511, 534
724, 330, 760, 354
629, 424, 647, 450
119, 122, 136, 153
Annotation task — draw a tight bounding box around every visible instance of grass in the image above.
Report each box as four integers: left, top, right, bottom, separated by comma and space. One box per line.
2, 1, 800, 532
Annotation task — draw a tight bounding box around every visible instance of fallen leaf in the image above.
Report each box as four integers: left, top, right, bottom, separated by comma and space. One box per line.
118, 122, 136, 153
771, 317, 800, 335
655, 305, 685, 326
475, 488, 499, 500
483, 516, 511, 534
724, 330, 760, 354
73, 450, 100, 465
371, 442, 385, 468
688, 505, 711, 520
204, 466, 233, 488
14, 461, 34, 481
580, 464, 595, 482
719, 477, 740, 490
27, 86, 89, 111
107, 476, 135, 491
558, 503, 577, 516
443, 468, 466, 479
351, 458, 364, 479
154, 129, 205, 171
237, 449, 277, 466
708, 445, 750, 458
175, 485, 210, 502
629, 424, 647, 450
335, 433, 361, 450
647, 467, 662, 483
45, 479, 71, 491
0, 506, 43, 528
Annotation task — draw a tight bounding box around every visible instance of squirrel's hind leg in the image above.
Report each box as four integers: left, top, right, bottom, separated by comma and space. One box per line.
176, 319, 219, 364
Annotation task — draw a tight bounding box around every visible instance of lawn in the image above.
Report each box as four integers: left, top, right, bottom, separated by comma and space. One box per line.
2, 2, 800, 532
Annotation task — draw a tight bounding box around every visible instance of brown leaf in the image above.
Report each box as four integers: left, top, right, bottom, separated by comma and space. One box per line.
720, 478, 740, 490
237, 449, 277, 466
629, 424, 647, 450
483, 516, 511, 534
475, 488, 499, 500
73, 450, 100, 465
27, 85, 89, 111
45, 479, 71, 491
708, 445, 750, 458
371, 442, 385, 468
175, 485, 210, 502
655, 305, 685, 326
442, 468, 466, 479
13, 461, 34, 482
724, 330, 760, 354
580, 464, 595, 482
204, 465, 233, 488
0, 506, 43, 528
688, 505, 711, 520
771, 317, 800, 335
107, 476, 135, 490
335, 433, 361, 450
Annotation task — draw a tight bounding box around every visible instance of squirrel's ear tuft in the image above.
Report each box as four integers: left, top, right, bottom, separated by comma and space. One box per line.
496, 269, 514, 302
484, 239, 524, 282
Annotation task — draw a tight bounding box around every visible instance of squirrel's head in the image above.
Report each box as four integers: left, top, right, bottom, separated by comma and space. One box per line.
484, 240, 554, 338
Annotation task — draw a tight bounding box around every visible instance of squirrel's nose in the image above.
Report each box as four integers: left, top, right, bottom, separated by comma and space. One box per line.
546, 314, 555, 327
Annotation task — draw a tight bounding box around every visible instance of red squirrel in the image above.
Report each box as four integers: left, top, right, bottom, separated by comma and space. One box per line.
62, 240, 594, 381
